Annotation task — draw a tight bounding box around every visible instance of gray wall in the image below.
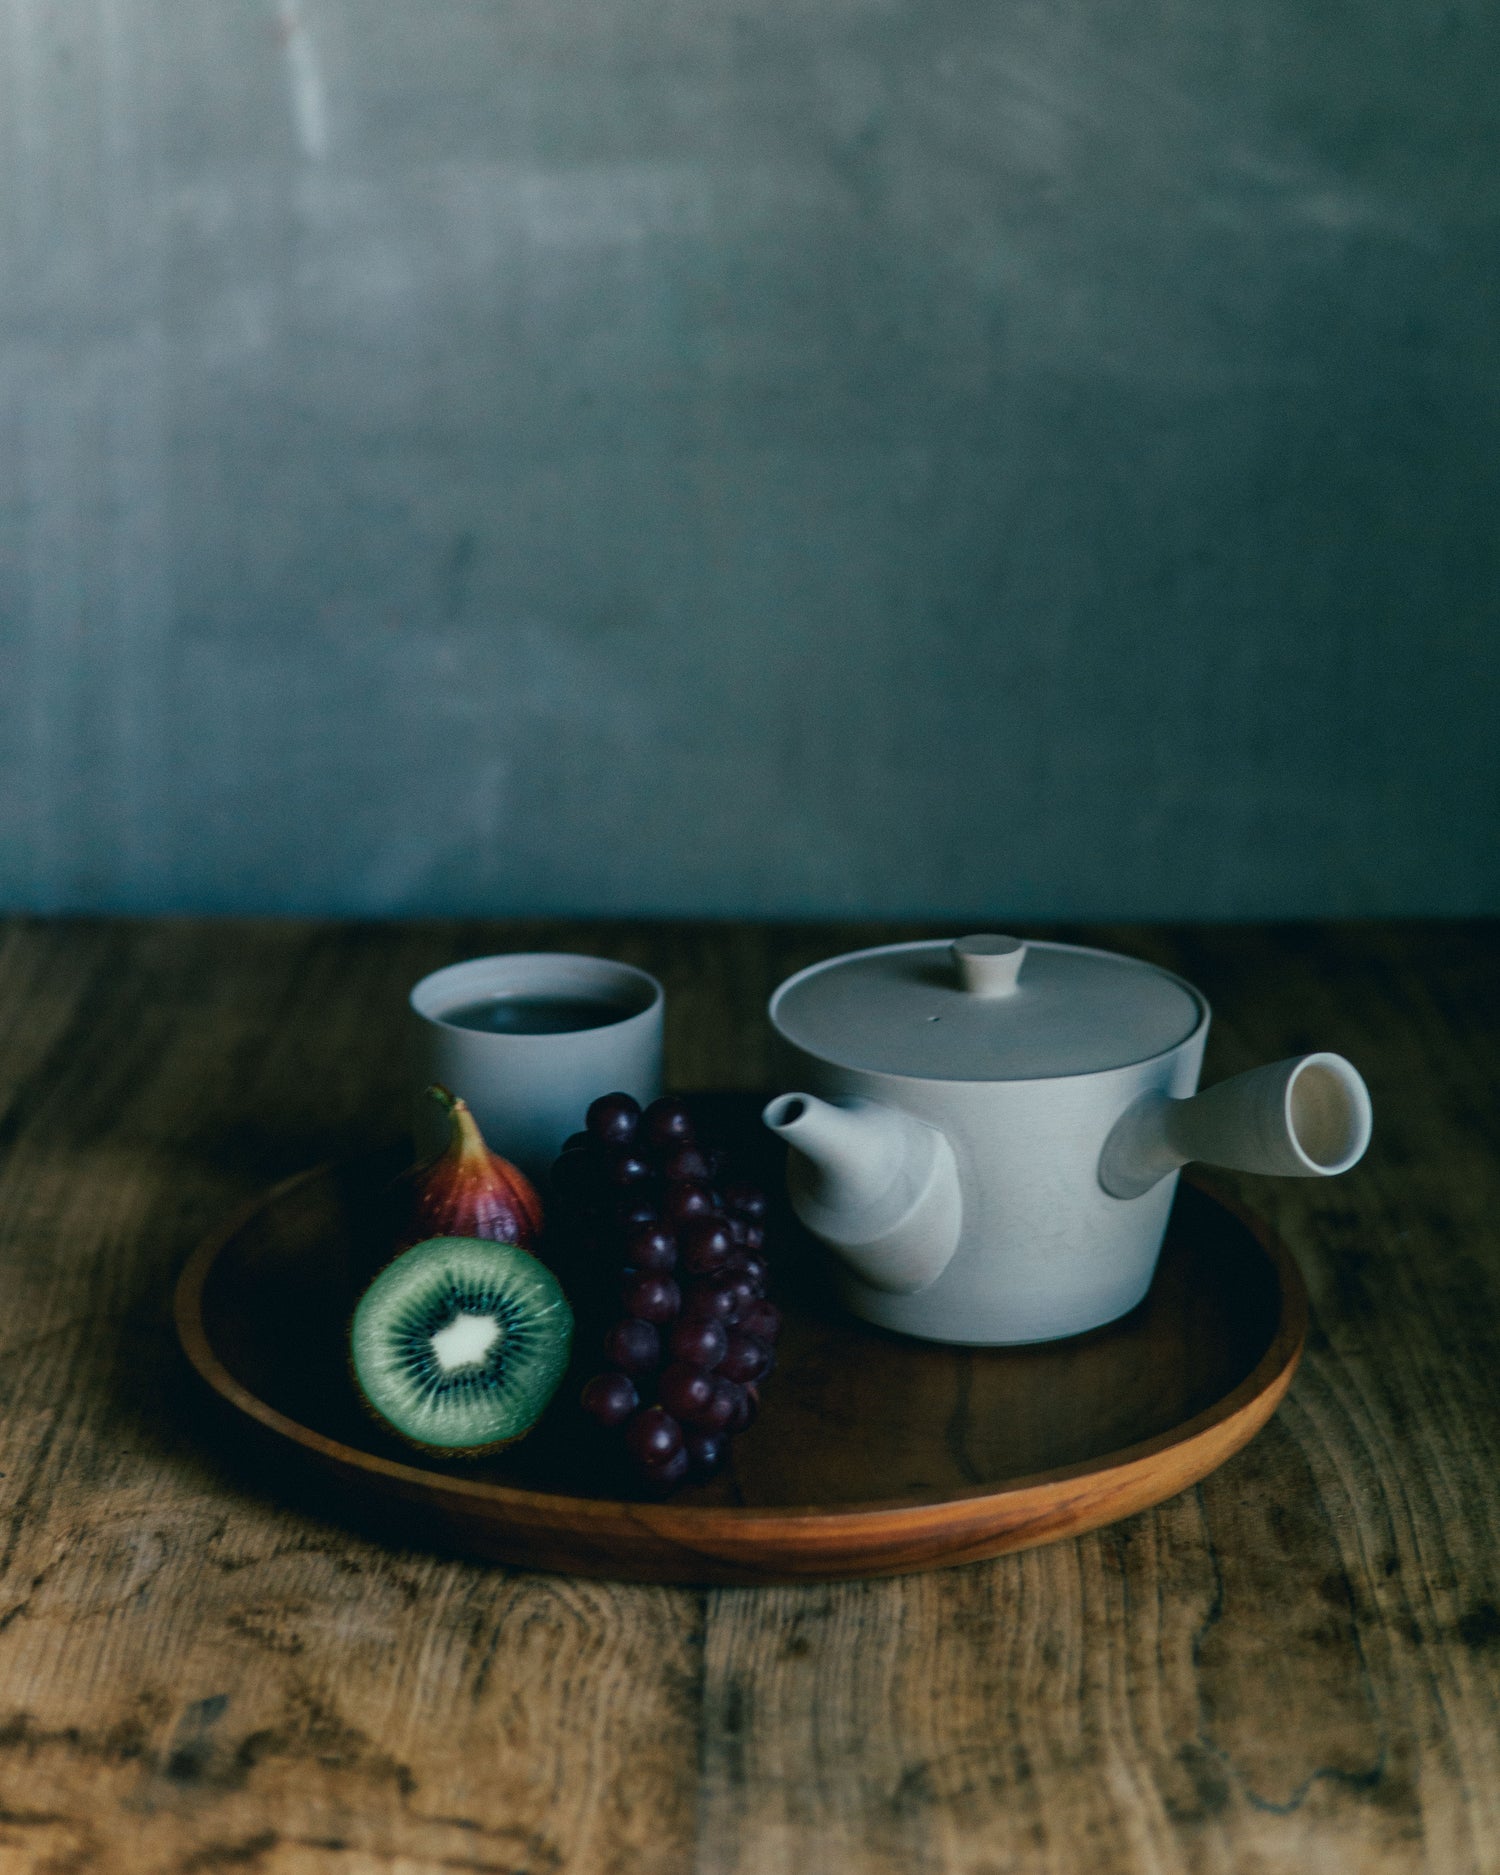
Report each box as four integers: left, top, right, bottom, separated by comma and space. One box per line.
1, 0, 1496, 919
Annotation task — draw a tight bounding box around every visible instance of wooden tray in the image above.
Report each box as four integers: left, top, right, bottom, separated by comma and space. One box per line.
174, 1105, 1306, 1585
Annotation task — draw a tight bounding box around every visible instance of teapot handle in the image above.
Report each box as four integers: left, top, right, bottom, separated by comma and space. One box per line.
1098, 1053, 1372, 1200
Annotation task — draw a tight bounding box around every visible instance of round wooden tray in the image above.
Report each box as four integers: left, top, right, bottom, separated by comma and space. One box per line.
174, 1113, 1306, 1585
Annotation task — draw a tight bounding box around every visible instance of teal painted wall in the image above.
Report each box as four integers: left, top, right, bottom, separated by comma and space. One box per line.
1, 0, 1496, 917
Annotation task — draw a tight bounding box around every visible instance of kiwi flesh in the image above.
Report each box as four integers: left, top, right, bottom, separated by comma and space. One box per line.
350, 1235, 573, 1455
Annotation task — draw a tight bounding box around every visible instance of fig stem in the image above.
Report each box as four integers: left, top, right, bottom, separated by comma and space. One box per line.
423, 1083, 488, 1162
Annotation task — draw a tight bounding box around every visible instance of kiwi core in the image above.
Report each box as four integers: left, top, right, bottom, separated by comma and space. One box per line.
430, 1310, 502, 1372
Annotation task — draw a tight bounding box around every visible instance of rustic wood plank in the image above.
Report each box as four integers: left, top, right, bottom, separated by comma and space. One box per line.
686, 921, 1500, 1875
0, 917, 1495, 1872
0, 919, 708, 1875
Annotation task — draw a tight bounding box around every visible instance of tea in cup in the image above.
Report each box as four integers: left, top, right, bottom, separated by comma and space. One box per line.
409, 953, 663, 1182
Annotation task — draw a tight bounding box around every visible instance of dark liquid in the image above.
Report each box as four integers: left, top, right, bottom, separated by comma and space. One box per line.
440, 995, 635, 1036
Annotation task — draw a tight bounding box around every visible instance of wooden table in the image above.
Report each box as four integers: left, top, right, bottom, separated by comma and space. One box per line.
0, 917, 1495, 1874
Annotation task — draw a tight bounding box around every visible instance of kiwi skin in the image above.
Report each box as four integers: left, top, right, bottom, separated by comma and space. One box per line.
348, 1235, 573, 1459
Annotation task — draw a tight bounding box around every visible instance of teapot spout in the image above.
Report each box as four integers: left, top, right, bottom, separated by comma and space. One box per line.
1099, 1052, 1373, 1200
763, 1093, 963, 1294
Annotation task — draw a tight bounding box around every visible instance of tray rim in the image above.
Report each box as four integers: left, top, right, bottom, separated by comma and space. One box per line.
174, 1157, 1307, 1573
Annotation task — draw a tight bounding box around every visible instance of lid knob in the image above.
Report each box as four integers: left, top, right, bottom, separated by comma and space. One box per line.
952, 934, 1027, 998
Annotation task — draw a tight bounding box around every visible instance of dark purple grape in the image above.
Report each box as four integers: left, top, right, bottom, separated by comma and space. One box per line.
723, 1272, 759, 1314
641, 1097, 695, 1150
616, 1197, 659, 1236
624, 1406, 683, 1466
625, 1222, 677, 1275
669, 1316, 728, 1370
722, 1182, 768, 1223
682, 1278, 740, 1325
658, 1143, 711, 1185
603, 1317, 661, 1375
640, 1445, 691, 1491
719, 1330, 771, 1384
723, 1381, 757, 1434
622, 1273, 681, 1324
696, 1376, 737, 1432
658, 1362, 715, 1422
738, 1299, 782, 1343
662, 1181, 715, 1225
587, 1092, 641, 1146
569, 1102, 777, 1480
737, 1253, 769, 1291
604, 1149, 654, 1189
684, 1431, 727, 1476
581, 1372, 638, 1427
680, 1219, 735, 1277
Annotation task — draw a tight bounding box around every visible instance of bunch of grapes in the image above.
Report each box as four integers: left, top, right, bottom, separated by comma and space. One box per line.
550, 1092, 781, 1493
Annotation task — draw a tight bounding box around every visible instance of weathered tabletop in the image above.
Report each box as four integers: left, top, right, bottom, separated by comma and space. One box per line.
0, 917, 1496, 1874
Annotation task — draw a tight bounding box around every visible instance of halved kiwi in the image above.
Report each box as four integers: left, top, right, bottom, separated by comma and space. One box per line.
349, 1236, 573, 1455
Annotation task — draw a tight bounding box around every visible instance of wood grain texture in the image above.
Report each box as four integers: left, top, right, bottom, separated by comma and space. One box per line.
0, 916, 1497, 1871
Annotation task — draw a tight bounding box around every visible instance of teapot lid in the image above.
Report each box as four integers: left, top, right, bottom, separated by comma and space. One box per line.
769, 937, 1204, 1082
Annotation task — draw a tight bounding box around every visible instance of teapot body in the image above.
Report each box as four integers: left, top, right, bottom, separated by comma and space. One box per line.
773, 1015, 1209, 1346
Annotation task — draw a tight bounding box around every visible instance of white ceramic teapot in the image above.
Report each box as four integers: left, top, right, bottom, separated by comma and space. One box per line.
762, 936, 1371, 1345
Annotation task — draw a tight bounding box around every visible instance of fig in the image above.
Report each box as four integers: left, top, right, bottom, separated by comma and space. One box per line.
392, 1085, 543, 1255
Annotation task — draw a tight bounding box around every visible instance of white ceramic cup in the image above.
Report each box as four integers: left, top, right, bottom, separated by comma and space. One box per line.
408, 953, 664, 1184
